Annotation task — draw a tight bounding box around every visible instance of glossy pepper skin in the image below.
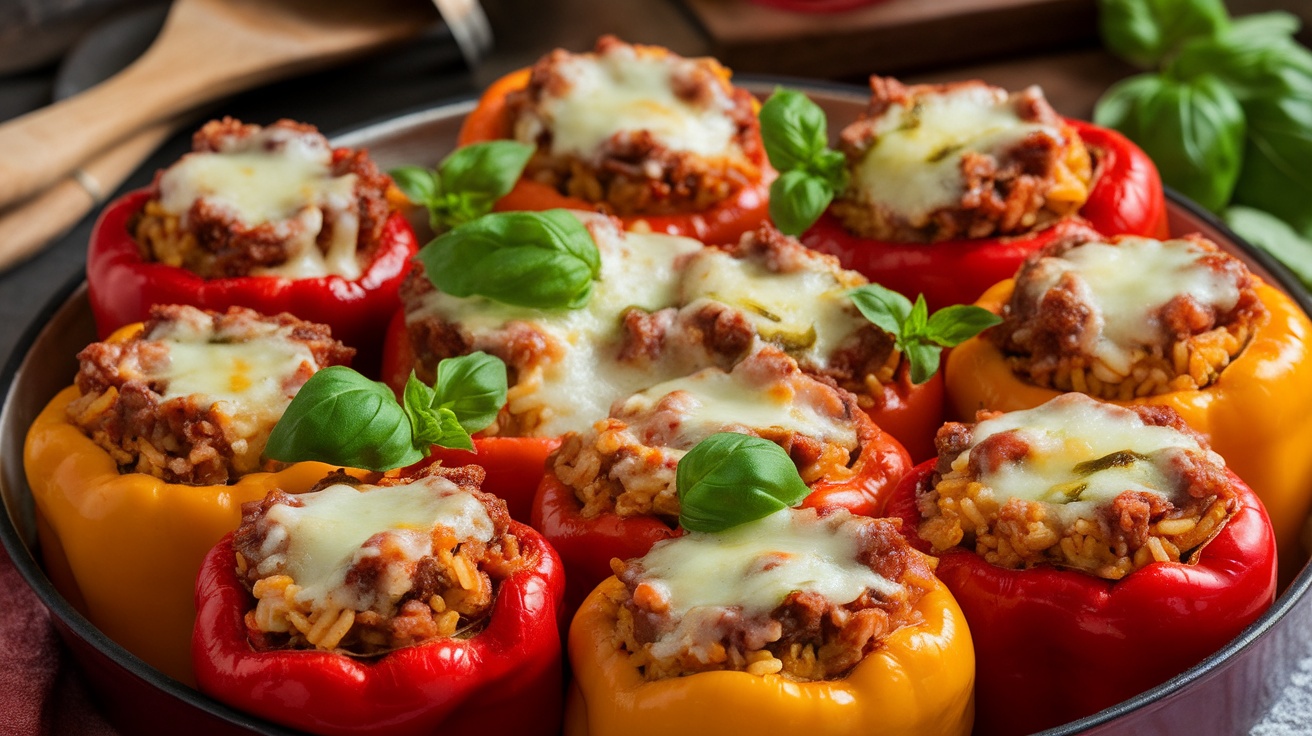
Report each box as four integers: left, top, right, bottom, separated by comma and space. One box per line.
801, 119, 1169, 311
86, 189, 418, 376
24, 385, 339, 684
532, 417, 913, 614
193, 523, 564, 736
565, 574, 974, 736
887, 460, 1277, 736
457, 68, 775, 246
947, 278, 1312, 585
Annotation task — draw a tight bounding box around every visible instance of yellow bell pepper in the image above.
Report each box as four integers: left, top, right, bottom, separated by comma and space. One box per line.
25, 384, 339, 685
565, 576, 975, 736
947, 279, 1312, 585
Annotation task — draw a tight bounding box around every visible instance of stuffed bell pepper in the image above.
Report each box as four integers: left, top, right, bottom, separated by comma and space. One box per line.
760, 77, 1168, 310
533, 346, 912, 611
886, 394, 1277, 735
946, 230, 1312, 583
454, 35, 774, 245
193, 464, 564, 736
24, 305, 355, 682
87, 118, 418, 374
567, 434, 974, 736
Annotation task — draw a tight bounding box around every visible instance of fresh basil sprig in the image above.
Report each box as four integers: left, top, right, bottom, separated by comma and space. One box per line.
850, 283, 1002, 385
759, 88, 848, 236
676, 433, 810, 533
391, 140, 534, 233
1098, 0, 1228, 69
416, 209, 601, 310
265, 353, 508, 471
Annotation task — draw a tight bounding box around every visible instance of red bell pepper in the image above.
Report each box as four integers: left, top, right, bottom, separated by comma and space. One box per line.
457, 68, 775, 246
801, 119, 1169, 311
533, 417, 912, 614
863, 362, 944, 464
87, 189, 418, 376
193, 521, 565, 736
886, 460, 1277, 736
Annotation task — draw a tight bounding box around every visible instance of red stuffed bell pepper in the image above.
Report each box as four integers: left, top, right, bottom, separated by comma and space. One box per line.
456, 36, 775, 246
87, 118, 418, 375
532, 347, 913, 612
193, 467, 565, 736
778, 77, 1167, 311
885, 394, 1277, 736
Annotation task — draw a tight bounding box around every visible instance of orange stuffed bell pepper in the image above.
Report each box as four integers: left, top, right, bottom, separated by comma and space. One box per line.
24, 306, 355, 683
946, 231, 1312, 584
564, 434, 973, 736
456, 36, 775, 245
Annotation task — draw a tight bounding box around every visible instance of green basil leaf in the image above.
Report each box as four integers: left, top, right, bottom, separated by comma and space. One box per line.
1232, 80, 1312, 235
676, 433, 810, 533
402, 372, 444, 447
439, 140, 534, 200
265, 366, 423, 471
905, 294, 929, 337
1098, 0, 1229, 69
769, 170, 834, 236
924, 305, 1004, 346
849, 283, 913, 336
1094, 72, 1245, 212
760, 88, 831, 173
390, 166, 440, 206
417, 209, 601, 309
432, 351, 507, 434
428, 407, 475, 452
1224, 206, 1312, 290
903, 341, 943, 386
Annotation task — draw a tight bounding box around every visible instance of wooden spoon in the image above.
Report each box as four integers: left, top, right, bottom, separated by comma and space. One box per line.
0, 0, 436, 209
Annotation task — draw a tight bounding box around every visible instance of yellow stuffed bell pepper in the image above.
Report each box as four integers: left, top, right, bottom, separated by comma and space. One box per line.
566, 575, 975, 736
947, 278, 1312, 585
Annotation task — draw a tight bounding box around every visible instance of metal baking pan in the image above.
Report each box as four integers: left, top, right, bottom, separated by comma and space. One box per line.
2, 82, 1310, 735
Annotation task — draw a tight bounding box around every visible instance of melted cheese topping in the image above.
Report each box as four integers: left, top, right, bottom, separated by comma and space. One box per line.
258, 478, 494, 611
958, 395, 1207, 524
849, 85, 1059, 223
408, 213, 704, 435
517, 49, 736, 160
679, 249, 866, 369
638, 510, 899, 656
616, 366, 858, 451
1020, 237, 1243, 373
157, 127, 362, 280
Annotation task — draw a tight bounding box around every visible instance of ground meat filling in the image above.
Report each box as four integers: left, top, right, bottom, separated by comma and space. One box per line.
504, 35, 763, 216
551, 347, 866, 521
610, 508, 935, 681
133, 117, 397, 279
67, 305, 353, 485
917, 394, 1239, 580
991, 233, 1266, 399
831, 76, 1092, 243
233, 465, 531, 655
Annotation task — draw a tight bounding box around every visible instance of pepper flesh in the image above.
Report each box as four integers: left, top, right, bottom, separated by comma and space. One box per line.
947, 278, 1312, 585
886, 460, 1277, 736
193, 523, 564, 736
86, 189, 418, 376
457, 68, 775, 246
24, 385, 342, 684
801, 119, 1169, 312
566, 574, 974, 736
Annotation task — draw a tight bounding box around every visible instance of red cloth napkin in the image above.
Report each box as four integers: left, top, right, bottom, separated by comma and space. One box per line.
0, 546, 118, 736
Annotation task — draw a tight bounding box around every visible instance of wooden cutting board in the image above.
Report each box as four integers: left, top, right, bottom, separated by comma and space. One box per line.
679, 0, 1099, 78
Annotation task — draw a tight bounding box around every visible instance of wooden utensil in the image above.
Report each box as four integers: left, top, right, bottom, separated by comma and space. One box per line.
0, 0, 436, 210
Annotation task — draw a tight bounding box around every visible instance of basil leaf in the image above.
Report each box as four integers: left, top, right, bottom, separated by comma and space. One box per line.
925, 304, 1004, 345
849, 283, 913, 335
1225, 206, 1312, 290
432, 351, 507, 434
1169, 13, 1310, 99
1098, 0, 1229, 69
1232, 83, 1312, 236
676, 433, 810, 533
903, 341, 942, 386
760, 88, 831, 173
429, 407, 475, 452
440, 140, 534, 200
402, 372, 444, 447
1094, 72, 1245, 212
266, 366, 423, 471
390, 166, 440, 205
850, 285, 999, 385
769, 169, 835, 236
417, 209, 601, 309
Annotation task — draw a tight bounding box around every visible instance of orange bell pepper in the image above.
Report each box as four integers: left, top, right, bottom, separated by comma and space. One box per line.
946, 278, 1312, 584
565, 575, 974, 736
458, 68, 776, 246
